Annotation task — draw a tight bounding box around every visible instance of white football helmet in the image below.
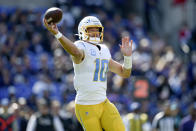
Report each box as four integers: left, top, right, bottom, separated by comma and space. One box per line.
78, 16, 104, 44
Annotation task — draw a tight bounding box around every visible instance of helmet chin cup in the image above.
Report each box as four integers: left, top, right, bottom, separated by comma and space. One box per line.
88, 37, 100, 44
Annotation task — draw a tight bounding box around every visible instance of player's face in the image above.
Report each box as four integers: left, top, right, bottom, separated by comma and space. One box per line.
39, 105, 49, 114
87, 27, 100, 38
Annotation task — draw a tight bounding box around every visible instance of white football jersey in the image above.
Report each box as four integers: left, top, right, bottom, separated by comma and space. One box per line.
73, 40, 111, 105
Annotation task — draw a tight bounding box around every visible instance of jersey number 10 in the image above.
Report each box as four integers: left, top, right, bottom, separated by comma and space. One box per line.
93, 59, 109, 82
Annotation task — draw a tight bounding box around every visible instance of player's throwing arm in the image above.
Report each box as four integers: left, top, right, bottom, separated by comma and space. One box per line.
43, 7, 84, 64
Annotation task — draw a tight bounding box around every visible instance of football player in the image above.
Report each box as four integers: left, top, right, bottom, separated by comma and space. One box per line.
44, 16, 132, 131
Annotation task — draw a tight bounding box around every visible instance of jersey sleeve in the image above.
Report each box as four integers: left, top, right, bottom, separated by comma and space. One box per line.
26, 114, 37, 131
74, 41, 86, 51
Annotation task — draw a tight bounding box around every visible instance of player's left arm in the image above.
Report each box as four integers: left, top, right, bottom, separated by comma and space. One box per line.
109, 36, 132, 78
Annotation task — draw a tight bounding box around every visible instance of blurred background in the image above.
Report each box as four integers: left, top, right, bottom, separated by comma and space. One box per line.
0, 0, 196, 131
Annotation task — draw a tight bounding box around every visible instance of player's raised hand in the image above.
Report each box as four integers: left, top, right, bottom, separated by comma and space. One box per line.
120, 36, 133, 56
43, 19, 59, 35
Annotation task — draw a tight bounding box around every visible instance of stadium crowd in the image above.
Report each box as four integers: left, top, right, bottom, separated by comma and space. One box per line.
0, 0, 196, 130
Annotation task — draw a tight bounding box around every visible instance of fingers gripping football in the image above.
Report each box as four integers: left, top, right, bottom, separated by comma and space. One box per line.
43, 7, 63, 35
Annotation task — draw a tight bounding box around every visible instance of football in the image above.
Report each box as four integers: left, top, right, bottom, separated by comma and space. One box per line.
44, 7, 63, 24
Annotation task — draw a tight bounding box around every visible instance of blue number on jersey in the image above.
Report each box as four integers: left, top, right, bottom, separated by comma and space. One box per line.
93, 59, 100, 81
93, 59, 109, 82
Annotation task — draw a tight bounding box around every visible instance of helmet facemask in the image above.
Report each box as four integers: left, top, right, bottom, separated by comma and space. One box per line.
78, 16, 104, 44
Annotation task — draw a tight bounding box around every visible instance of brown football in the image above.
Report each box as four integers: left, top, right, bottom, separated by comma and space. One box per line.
44, 7, 63, 24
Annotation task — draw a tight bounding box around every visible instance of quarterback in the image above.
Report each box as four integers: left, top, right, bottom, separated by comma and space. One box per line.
44, 16, 132, 131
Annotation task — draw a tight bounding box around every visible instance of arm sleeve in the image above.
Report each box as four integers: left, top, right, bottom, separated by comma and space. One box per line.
26, 115, 37, 131
53, 116, 64, 131
152, 117, 159, 130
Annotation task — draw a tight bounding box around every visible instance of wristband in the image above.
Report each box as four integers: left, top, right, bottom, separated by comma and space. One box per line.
123, 55, 132, 69
55, 32, 63, 39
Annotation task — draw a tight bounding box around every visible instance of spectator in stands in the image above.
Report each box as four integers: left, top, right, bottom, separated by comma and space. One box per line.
16, 97, 33, 131
179, 102, 196, 131
59, 100, 83, 131
26, 98, 64, 131
32, 74, 55, 98
0, 98, 18, 131
123, 102, 151, 131
152, 101, 179, 131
